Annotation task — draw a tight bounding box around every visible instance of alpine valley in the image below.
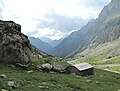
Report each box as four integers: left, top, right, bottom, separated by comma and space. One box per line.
0, 0, 120, 91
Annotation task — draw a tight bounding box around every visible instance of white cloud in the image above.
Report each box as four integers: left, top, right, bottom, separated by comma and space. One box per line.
31, 28, 66, 40
0, 0, 110, 40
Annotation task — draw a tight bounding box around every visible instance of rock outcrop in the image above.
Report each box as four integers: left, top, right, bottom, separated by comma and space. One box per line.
0, 20, 32, 67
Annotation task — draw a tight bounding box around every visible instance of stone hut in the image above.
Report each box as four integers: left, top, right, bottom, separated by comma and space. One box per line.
66, 63, 93, 76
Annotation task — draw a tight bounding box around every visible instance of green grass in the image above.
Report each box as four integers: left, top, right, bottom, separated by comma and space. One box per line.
104, 57, 120, 64
74, 54, 107, 65
74, 54, 120, 65
82, 54, 106, 64
103, 66, 120, 72
0, 63, 120, 91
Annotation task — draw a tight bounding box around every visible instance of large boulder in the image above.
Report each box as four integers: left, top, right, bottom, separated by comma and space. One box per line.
0, 20, 32, 67
38, 63, 65, 73
39, 63, 53, 71
52, 64, 65, 73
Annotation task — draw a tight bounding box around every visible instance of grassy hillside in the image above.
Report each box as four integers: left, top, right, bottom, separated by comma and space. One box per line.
0, 57, 120, 91
68, 39, 120, 74
73, 54, 120, 65
73, 39, 120, 65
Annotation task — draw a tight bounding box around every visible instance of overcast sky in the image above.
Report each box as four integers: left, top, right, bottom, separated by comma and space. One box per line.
0, 0, 111, 40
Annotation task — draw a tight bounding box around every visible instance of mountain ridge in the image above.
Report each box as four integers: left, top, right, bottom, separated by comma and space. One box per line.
49, 0, 120, 58
29, 37, 53, 53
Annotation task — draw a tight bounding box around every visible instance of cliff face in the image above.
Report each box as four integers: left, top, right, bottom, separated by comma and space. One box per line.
90, 0, 120, 44
0, 20, 32, 67
49, 0, 120, 58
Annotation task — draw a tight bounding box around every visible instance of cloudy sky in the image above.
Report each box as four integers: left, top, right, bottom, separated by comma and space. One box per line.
0, 0, 111, 40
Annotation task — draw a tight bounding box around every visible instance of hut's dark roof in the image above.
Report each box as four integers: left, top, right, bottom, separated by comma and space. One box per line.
73, 63, 93, 71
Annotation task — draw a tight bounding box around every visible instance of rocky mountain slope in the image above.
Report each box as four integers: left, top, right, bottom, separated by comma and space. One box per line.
49, 38, 63, 47
39, 36, 53, 44
78, 38, 120, 58
29, 37, 53, 53
39, 36, 63, 47
49, 0, 120, 58
29, 37, 63, 53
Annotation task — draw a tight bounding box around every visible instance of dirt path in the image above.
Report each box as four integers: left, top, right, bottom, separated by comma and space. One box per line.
94, 64, 120, 74
94, 64, 120, 68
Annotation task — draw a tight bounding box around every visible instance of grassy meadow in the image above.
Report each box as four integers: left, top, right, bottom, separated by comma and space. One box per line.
0, 56, 120, 91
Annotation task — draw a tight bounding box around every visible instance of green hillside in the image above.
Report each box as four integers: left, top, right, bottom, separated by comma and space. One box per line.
69, 39, 120, 73
74, 38, 120, 64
